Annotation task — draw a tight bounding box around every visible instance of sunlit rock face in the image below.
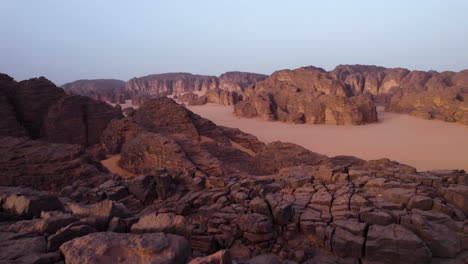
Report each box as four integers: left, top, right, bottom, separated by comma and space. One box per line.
235, 66, 378, 125
331, 65, 468, 125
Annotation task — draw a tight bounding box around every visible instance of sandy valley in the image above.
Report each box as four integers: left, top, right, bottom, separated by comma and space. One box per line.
188, 104, 468, 171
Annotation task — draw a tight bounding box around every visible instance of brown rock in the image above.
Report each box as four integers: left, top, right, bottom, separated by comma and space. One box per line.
60, 232, 191, 264
130, 213, 187, 236
188, 249, 232, 264
0, 232, 47, 264
0, 137, 110, 191
67, 200, 129, 219
47, 224, 97, 251
364, 224, 431, 264
41, 95, 122, 146
118, 132, 196, 175
234, 66, 378, 125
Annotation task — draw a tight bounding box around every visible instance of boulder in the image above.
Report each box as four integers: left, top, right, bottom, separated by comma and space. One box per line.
47, 224, 96, 251
125, 175, 157, 203
67, 200, 129, 219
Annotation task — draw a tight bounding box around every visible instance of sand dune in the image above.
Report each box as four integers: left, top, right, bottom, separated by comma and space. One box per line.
188, 104, 468, 171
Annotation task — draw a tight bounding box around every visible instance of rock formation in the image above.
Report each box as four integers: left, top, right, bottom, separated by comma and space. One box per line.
61, 79, 129, 104
219, 71, 268, 93
331, 65, 468, 124
0, 74, 123, 145
0, 74, 467, 264
178, 89, 242, 106
235, 67, 378, 125
60, 66, 468, 125
126, 73, 219, 97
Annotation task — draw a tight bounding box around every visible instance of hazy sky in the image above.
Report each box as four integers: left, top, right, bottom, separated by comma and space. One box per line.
1, 0, 467, 85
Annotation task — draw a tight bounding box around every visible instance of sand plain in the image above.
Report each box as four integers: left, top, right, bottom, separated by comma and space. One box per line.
187, 104, 468, 171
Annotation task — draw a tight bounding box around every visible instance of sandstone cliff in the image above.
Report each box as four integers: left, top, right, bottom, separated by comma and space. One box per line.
218, 71, 268, 93
126, 73, 219, 97
331, 65, 468, 124
127, 71, 266, 106
234, 67, 378, 125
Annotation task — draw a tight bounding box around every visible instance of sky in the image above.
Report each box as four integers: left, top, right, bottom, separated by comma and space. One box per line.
1, 0, 467, 85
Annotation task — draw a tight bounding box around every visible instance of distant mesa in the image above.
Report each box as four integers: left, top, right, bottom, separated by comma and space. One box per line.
61, 79, 129, 104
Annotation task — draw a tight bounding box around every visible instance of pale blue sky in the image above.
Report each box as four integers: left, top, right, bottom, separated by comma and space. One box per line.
1, 0, 467, 84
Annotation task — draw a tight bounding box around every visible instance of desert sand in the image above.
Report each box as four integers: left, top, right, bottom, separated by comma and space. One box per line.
188, 104, 468, 171
101, 154, 135, 178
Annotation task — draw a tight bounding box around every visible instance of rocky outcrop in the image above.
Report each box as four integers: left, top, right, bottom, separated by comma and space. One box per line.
42, 95, 123, 145
235, 67, 378, 125
101, 98, 330, 178
62, 79, 129, 104
4, 76, 66, 138
0, 137, 110, 191
386, 90, 468, 124
0, 73, 123, 145
331, 65, 468, 124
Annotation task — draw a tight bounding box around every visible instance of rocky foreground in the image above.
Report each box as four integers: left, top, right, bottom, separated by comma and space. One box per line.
0, 74, 467, 263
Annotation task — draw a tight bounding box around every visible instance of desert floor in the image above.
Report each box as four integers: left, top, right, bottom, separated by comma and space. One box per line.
187, 104, 468, 171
